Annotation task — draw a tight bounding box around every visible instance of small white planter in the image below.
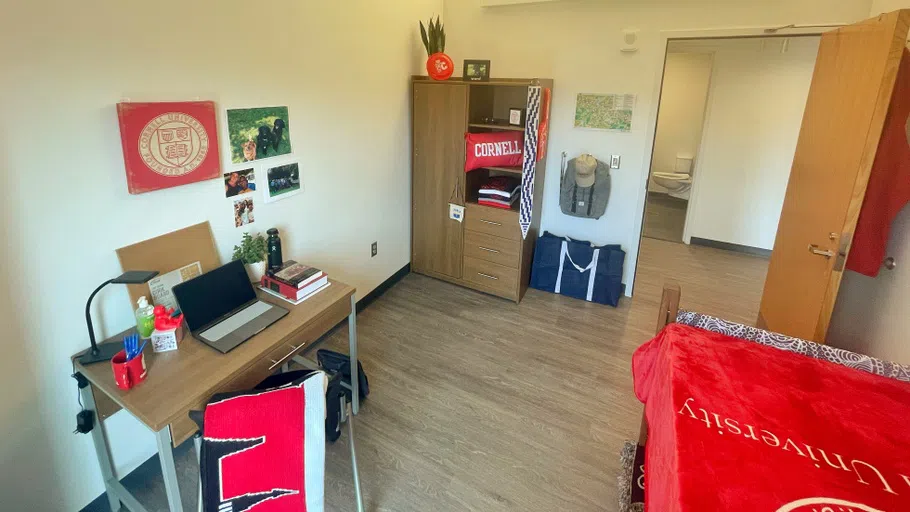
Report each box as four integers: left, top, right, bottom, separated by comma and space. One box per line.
245, 261, 267, 284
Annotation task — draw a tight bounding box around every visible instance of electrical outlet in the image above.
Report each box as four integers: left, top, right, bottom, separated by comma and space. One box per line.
610, 155, 621, 169
371, 242, 378, 258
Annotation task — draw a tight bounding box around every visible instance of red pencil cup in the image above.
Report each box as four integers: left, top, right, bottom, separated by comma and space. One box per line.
111, 349, 148, 390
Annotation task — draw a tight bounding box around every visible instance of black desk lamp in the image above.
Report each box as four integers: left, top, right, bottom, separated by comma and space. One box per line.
79, 270, 159, 365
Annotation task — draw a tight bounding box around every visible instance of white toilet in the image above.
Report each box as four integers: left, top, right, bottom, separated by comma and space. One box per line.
652, 157, 694, 199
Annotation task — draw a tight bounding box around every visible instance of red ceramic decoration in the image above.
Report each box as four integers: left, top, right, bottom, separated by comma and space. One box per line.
426, 52, 454, 81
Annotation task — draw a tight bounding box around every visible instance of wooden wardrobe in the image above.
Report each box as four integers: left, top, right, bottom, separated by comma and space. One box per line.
410, 76, 553, 302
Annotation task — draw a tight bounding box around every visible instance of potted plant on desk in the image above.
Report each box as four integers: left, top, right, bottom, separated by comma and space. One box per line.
233, 232, 268, 283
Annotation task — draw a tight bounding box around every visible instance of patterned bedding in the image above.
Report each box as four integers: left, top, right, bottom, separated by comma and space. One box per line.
676, 310, 910, 383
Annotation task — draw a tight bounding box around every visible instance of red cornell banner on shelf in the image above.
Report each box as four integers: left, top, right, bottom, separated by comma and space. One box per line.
117, 101, 222, 194
464, 131, 524, 172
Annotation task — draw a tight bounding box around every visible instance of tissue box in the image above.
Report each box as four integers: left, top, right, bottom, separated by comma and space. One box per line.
151, 324, 185, 353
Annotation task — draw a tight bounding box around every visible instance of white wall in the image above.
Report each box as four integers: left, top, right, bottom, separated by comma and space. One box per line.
444, 0, 873, 292
683, 37, 820, 250
826, 2, 910, 363
648, 52, 714, 194
0, 0, 441, 509
870, 0, 909, 14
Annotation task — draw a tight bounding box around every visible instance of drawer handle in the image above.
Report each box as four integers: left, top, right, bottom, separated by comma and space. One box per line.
478, 246, 500, 254
270, 341, 308, 370
477, 272, 499, 280
479, 219, 502, 226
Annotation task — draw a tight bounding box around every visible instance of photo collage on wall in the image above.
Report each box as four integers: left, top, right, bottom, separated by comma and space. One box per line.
223, 105, 303, 227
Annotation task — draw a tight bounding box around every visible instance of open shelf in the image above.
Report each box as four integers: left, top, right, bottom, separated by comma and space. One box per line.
466, 198, 520, 213
481, 166, 523, 175
468, 123, 525, 132
411, 76, 539, 87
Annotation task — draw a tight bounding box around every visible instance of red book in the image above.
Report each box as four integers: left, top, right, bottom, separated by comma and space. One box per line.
261, 274, 329, 302
269, 260, 325, 289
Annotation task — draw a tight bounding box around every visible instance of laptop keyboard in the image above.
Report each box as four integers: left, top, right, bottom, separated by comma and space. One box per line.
200, 301, 273, 341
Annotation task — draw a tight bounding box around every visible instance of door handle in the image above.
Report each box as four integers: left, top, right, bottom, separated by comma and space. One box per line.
479, 219, 502, 226
808, 244, 835, 258
884, 257, 897, 270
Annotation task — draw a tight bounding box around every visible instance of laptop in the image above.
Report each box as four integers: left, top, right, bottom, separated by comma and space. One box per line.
172, 259, 288, 353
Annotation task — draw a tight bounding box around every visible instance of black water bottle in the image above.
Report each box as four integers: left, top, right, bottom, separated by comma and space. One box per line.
267, 228, 283, 271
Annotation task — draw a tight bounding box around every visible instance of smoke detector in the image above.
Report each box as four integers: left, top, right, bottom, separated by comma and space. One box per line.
621, 29, 640, 53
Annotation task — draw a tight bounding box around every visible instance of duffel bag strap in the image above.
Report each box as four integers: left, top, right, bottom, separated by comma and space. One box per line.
555, 241, 601, 301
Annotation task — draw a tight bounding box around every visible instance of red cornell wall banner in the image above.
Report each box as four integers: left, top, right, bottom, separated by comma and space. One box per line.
117, 101, 222, 194
464, 131, 524, 172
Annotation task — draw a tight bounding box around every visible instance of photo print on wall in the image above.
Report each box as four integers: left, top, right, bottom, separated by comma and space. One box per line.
233, 197, 255, 228
227, 106, 291, 163
224, 168, 256, 198
264, 162, 302, 203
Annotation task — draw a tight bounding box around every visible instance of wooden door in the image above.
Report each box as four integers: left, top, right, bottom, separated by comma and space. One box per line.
412, 83, 467, 278
759, 10, 910, 341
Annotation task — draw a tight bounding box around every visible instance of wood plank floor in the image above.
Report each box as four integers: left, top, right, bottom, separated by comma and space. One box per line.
83, 237, 769, 512
318, 237, 770, 511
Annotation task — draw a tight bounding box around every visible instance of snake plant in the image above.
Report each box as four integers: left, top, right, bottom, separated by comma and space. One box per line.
419, 16, 446, 56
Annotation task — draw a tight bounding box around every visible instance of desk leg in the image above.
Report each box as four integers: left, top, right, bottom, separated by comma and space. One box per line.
348, 294, 359, 415
193, 434, 203, 512
80, 384, 122, 512
155, 426, 185, 512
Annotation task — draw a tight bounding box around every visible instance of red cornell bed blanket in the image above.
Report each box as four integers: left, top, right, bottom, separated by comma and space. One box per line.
633, 324, 910, 512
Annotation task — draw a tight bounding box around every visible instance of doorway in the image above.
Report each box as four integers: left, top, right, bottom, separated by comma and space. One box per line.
642, 50, 713, 244
636, 35, 822, 320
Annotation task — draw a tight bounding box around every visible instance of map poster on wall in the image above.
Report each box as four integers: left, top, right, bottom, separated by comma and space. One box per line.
574, 93, 636, 132
117, 101, 222, 194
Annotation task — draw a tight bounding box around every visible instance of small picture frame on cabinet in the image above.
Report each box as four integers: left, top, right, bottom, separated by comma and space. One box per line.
463, 60, 491, 82
509, 108, 525, 127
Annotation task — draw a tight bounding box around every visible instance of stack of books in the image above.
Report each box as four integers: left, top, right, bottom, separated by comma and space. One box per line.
478, 176, 521, 209
260, 260, 330, 304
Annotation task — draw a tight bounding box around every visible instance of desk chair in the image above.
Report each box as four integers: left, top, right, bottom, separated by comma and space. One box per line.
191, 370, 364, 512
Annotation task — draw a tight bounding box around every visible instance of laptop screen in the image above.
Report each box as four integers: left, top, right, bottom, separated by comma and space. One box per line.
173, 259, 258, 333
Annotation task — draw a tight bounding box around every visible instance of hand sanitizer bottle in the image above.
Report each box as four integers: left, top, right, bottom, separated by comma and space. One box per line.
135, 296, 155, 339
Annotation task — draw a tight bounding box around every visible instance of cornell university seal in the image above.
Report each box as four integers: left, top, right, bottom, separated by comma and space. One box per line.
138, 112, 209, 176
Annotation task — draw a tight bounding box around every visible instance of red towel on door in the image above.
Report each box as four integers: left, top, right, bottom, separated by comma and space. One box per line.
846, 49, 910, 277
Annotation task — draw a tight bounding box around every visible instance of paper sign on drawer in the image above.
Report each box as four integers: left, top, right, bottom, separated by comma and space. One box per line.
449, 203, 465, 222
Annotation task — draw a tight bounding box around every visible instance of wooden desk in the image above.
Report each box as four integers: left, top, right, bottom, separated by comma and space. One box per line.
73, 280, 358, 512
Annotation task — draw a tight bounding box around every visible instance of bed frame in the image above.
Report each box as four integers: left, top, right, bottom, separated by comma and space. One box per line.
638, 282, 681, 446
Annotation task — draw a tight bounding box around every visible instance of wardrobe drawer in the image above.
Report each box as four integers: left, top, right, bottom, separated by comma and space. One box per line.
463, 256, 519, 298
465, 204, 521, 241
464, 230, 520, 268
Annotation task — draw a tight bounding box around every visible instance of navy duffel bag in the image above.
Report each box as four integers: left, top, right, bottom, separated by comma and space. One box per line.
530, 232, 625, 307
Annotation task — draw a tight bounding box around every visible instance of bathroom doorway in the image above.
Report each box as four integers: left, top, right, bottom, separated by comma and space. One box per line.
641, 36, 821, 254
641, 50, 713, 244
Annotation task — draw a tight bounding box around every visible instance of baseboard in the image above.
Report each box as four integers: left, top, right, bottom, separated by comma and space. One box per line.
690, 237, 771, 258
79, 264, 411, 512
357, 263, 410, 313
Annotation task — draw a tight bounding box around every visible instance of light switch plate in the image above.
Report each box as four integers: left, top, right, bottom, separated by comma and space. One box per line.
610, 155, 621, 169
